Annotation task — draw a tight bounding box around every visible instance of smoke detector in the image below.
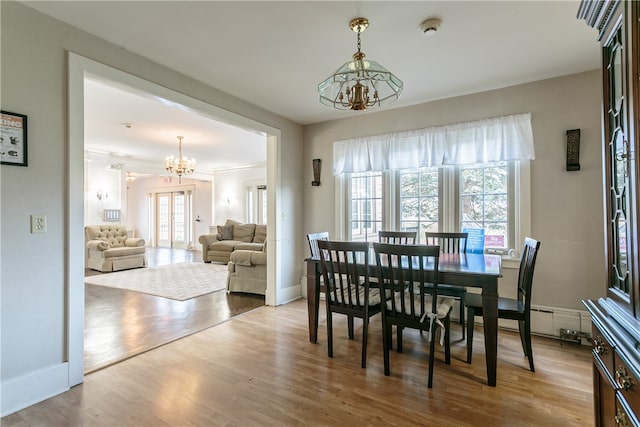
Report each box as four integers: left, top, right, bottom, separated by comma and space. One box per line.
419, 18, 441, 36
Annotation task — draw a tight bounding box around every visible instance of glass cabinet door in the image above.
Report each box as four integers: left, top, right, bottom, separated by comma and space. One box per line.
602, 3, 637, 312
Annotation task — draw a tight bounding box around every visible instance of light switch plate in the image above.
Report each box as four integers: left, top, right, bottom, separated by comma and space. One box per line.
31, 214, 47, 233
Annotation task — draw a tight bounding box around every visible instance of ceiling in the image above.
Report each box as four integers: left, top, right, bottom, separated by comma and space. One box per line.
22, 1, 600, 173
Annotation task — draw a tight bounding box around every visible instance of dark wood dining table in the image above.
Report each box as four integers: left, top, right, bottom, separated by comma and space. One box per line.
305, 250, 502, 386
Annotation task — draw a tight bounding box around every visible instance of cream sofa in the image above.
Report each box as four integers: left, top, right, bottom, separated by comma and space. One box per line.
199, 220, 266, 263
227, 245, 267, 295
85, 225, 146, 272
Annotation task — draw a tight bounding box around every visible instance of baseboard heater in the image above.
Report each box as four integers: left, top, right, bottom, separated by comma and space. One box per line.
494, 305, 592, 345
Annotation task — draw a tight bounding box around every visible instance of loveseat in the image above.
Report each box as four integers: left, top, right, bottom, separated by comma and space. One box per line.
85, 225, 146, 272
199, 219, 266, 263
227, 246, 267, 295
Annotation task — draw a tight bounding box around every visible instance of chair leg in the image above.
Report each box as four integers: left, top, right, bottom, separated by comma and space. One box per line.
381, 319, 391, 376
520, 319, 535, 372
428, 319, 437, 388
397, 326, 403, 353
444, 315, 451, 365
361, 316, 369, 368
466, 307, 475, 364
460, 294, 466, 340
327, 310, 333, 358
348, 315, 354, 339
518, 319, 527, 356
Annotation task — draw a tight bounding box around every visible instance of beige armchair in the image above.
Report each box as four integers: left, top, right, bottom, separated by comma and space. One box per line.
85, 225, 146, 272
227, 245, 267, 295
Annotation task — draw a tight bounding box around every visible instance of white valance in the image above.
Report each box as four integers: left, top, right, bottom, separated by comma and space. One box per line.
333, 113, 535, 175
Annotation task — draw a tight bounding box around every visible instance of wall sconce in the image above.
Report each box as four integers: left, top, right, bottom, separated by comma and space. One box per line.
566, 129, 580, 171
96, 189, 108, 201
312, 158, 322, 186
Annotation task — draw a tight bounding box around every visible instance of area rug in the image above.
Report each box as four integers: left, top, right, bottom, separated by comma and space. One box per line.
84, 262, 228, 300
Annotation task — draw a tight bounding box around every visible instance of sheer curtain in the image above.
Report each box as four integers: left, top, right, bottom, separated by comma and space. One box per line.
333, 113, 534, 175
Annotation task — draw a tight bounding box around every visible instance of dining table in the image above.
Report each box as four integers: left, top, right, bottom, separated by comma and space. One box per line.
305, 250, 503, 387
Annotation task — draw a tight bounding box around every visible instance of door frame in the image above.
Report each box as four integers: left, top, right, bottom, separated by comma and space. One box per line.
68, 53, 282, 386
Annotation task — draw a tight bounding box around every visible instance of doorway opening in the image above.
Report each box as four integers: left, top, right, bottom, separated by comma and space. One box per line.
69, 53, 281, 383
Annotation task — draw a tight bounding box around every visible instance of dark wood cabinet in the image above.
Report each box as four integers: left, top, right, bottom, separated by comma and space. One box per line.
579, 0, 640, 425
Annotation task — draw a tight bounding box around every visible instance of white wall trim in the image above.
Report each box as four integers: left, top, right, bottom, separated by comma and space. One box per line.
1, 363, 69, 417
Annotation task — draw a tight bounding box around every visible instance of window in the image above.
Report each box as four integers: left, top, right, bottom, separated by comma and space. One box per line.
343, 161, 528, 252
334, 114, 533, 252
350, 172, 383, 242
245, 183, 267, 224
258, 185, 267, 225
399, 168, 440, 236
460, 162, 511, 249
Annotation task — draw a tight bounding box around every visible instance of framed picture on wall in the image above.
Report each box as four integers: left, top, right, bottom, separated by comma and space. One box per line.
1, 110, 28, 167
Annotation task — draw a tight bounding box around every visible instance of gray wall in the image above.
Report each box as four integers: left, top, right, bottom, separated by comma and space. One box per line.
1, 1, 303, 415
303, 70, 605, 311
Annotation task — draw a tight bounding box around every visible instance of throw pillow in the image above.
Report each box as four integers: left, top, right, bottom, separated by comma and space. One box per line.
253, 225, 267, 243
232, 223, 256, 242
217, 225, 234, 240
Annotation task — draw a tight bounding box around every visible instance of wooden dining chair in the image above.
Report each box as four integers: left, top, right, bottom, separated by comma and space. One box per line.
466, 237, 541, 372
424, 232, 468, 253
424, 231, 469, 339
317, 240, 382, 368
373, 242, 455, 388
306, 231, 329, 259
378, 230, 417, 245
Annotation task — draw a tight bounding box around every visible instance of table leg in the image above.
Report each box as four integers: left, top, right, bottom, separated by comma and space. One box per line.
482, 284, 499, 387
306, 260, 320, 343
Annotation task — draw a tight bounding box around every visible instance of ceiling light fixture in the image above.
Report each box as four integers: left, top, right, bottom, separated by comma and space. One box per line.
318, 17, 403, 111
165, 136, 195, 183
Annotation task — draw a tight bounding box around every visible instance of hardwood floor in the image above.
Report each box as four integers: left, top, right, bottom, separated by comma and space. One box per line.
4, 298, 593, 426
84, 247, 264, 373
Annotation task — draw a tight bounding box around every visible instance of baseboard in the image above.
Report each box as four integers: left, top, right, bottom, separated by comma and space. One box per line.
277, 282, 302, 306
1, 362, 70, 417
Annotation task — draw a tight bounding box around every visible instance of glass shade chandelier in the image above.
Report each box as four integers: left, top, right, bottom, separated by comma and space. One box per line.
318, 17, 403, 111
165, 136, 195, 183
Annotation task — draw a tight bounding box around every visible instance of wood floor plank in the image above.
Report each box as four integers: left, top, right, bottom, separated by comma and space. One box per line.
3, 299, 593, 426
